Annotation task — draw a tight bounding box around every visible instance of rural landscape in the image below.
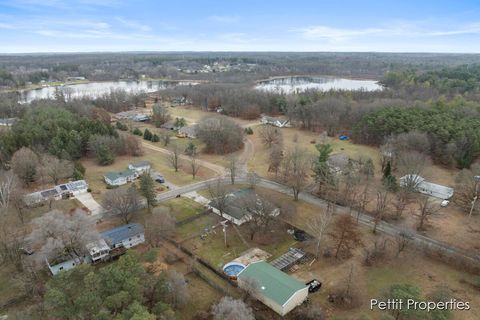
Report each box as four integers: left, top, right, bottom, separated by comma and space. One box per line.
1, 1, 480, 320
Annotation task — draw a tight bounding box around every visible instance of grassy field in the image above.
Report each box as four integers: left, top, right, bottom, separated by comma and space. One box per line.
157, 197, 206, 221
81, 147, 216, 201
175, 213, 221, 241
248, 126, 383, 178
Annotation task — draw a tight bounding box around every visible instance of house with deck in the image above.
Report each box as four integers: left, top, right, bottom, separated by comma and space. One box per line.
237, 261, 308, 316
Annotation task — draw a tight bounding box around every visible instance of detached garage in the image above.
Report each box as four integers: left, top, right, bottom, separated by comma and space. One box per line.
237, 261, 308, 316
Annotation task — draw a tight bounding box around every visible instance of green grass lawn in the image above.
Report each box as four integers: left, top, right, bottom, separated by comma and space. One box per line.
175, 214, 221, 241
185, 224, 250, 269
158, 197, 206, 221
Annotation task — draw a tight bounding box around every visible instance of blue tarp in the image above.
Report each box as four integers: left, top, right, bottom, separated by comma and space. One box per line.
339, 135, 349, 140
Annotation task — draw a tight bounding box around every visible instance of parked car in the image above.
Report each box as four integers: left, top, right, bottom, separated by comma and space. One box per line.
441, 200, 449, 207
306, 279, 322, 293
20, 247, 34, 255
293, 229, 307, 242
154, 174, 165, 183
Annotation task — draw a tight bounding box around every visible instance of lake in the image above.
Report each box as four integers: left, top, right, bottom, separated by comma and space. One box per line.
255, 76, 383, 93
17, 80, 198, 103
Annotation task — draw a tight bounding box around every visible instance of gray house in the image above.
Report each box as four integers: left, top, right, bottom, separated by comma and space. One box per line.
128, 160, 151, 174
104, 169, 137, 186
101, 223, 145, 249
399, 175, 454, 200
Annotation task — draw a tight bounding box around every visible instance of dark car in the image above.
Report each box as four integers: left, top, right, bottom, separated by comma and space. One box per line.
20, 247, 34, 255
154, 175, 165, 183
306, 279, 322, 293
293, 229, 307, 242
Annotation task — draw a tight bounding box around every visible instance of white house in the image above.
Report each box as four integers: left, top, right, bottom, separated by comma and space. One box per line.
0, 118, 16, 126
399, 174, 454, 200
261, 115, 290, 128
101, 223, 145, 249
46, 256, 84, 275
178, 126, 197, 138
24, 180, 89, 207
237, 261, 308, 316
128, 160, 152, 174
104, 169, 137, 186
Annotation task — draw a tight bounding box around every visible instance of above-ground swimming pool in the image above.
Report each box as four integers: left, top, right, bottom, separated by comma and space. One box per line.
223, 262, 246, 278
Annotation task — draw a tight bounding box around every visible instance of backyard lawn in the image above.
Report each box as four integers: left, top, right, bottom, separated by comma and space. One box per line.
158, 197, 206, 222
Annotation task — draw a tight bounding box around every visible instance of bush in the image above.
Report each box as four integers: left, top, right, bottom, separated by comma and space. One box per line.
151, 134, 160, 142
132, 127, 143, 136
116, 121, 128, 131
142, 248, 159, 263
244, 127, 253, 135
87, 188, 92, 192
143, 128, 153, 141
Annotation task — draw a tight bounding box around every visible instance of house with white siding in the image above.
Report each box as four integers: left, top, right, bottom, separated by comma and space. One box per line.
128, 160, 151, 174
104, 169, 137, 186
101, 223, 145, 249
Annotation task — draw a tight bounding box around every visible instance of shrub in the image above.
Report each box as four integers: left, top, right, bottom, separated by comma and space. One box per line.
132, 127, 143, 136
151, 134, 160, 142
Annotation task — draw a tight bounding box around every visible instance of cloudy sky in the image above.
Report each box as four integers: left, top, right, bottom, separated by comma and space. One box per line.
1, 0, 480, 53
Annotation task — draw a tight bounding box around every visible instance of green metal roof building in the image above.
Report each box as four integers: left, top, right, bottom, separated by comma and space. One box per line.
237, 261, 308, 316
104, 169, 137, 186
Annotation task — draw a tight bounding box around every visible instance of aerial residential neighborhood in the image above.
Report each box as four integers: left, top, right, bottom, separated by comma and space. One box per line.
1, 1, 480, 320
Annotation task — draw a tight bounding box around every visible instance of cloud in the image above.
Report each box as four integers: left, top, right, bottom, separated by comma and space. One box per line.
294, 22, 480, 42
115, 17, 151, 32
208, 15, 240, 23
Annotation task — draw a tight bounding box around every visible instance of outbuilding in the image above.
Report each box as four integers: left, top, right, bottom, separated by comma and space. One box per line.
399, 175, 454, 200
237, 261, 308, 316
128, 160, 152, 174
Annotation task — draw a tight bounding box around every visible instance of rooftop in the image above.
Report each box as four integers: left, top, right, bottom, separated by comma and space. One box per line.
101, 223, 144, 245
129, 160, 151, 168
104, 169, 136, 182
238, 261, 306, 306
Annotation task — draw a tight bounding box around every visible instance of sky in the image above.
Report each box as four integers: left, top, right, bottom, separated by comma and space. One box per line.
1, 0, 480, 53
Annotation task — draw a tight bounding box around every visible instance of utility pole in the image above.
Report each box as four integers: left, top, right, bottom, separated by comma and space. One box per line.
220, 220, 228, 248
468, 175, 480, 218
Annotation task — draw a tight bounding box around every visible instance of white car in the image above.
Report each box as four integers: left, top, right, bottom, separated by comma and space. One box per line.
440, 200, 450, 207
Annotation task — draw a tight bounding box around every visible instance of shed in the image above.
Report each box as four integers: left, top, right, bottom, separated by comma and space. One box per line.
128, 160, 151, 174
237, 261, 308, 316
260, 115, 290, 128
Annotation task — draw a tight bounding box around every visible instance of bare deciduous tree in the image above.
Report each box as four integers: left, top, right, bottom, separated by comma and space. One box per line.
196, 115, 244, 154
395, 230, 412, 257
11, 147, 39, 186
39, 154, 74, 185
0, 170, 18, 215
145, 207, 176, 246
241, 192, 279, 240
102, 186, 142, 223
29, 209, 100, 264
207, 178, 230, 218
259, 125, 282, 148
189, 154, 201, 180
165, 270, 189, 309
307, 204, 334, 259
415, 195, 439, 231
211, 297, 255, 320
268, 144, 283, 177
226, 155, 238, 185
454, 164, 480, 216
280, 146, 311, 201
373, 187, 390, 233
169, 143, 180, 172
397, 151, 429, 192
331, 215, 362, 259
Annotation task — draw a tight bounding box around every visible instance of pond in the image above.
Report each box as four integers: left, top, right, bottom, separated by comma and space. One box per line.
17, 79, 199, 103
255, 76, 383, 94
